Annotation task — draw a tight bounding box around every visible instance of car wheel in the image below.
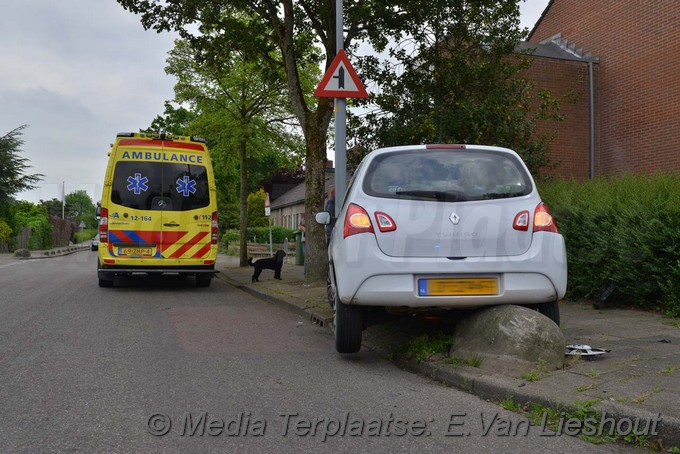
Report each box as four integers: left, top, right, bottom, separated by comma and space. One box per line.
97, 259, 113, 287
98, 278, 113, 288
333, 292, 363, 354
534, 301, 560, 326
326, 274, 334, 309
196, 276, 212, 288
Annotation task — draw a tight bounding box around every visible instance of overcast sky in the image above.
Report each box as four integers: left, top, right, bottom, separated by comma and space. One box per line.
2, 0, 549, 205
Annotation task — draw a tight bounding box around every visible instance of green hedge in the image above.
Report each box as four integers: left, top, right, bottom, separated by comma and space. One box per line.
74, 228, 97, 244
10, 202, 52, 250
222, 226, 297, 246
539, 175, 680, 316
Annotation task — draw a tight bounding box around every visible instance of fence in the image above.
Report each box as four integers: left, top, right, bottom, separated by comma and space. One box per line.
227, 241, 298, 264
0, 226, 30, 252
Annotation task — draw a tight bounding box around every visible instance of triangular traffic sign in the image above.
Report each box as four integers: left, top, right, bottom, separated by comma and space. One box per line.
313, 49, 368, 99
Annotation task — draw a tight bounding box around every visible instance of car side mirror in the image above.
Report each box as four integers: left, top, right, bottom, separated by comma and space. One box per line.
95, 205, 101, 220
315, 211, 331, 225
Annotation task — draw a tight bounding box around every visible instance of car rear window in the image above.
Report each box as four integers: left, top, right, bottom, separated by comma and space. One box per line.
111, 161, 210, 211
362, 149, 532, 202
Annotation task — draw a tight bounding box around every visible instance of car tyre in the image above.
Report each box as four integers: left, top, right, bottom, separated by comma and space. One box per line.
534, 300, 560, 326
98, 278, 113, 288
334, 293, 363, 354
196, 276, 212, 288
97, 259, 113, 287
326, 274, 334, 309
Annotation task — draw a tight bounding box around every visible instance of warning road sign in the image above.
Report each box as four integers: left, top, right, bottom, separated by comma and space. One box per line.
264, 192, 271, 216
313, 50, 368, 99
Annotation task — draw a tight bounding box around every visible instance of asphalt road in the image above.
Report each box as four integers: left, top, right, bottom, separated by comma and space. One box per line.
0, 251, 634, 453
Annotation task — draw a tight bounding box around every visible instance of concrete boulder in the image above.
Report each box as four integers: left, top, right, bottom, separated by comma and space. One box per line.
13, 249, 31, 258
451, 305, 565, 376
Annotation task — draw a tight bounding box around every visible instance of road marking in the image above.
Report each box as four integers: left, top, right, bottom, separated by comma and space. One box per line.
0, 261, 31, 269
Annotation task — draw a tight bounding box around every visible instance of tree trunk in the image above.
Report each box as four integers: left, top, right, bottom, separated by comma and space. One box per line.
303, 106, 333, 283
238, 139, 249, 267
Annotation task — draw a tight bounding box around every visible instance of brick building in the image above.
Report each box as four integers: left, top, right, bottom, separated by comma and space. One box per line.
523, 0, 679, 179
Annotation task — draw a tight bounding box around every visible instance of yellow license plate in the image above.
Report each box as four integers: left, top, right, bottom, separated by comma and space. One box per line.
119, 247, 153, 256
419, 278, 498, 296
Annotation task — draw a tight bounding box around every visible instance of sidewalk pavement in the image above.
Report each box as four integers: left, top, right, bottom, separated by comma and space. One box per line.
3, 248, 678, 447
216, 256, 680, 448
1, 243, 91, 259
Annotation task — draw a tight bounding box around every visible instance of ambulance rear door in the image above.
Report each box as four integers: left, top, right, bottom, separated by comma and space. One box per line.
156, 142, 213, 263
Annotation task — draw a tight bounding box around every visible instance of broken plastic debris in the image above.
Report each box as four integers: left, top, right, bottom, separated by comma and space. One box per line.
565, 344, 611, 357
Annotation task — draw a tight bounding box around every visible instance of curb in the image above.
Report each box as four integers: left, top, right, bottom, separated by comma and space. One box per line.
216, 272, 332, 327
15, 245, 91, 260
219, 272, 680, 448
391, 357, 680, 446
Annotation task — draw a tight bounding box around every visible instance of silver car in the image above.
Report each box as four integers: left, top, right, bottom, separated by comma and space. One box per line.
316, 144, 567, 353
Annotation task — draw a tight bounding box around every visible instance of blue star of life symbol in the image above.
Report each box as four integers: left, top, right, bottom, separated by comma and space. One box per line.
176, 176, 197, 197
126, 173, 149, 194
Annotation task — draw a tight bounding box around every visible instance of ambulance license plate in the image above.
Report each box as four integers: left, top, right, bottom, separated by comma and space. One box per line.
119, 247, 152, 256
418, 278, 498, 296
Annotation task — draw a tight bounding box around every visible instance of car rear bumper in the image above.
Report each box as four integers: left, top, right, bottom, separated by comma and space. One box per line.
332, 232, 567, 308
98, 264, 217, 279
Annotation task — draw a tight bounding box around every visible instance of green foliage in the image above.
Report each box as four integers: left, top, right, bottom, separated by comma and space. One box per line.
9, 201, 52, 250
0, 218, 12, 243
163, 38, 305, 231
540, 175, 680, 315
39, 198, 64, 217
222, 226, 295, 246
0, 126, 43, 212
141, 101, 196, 135
350, 0, 560, 176
115, 0, 421, 282
389, 333, 453, 363
445, 356, 482, 368
246, 189, 268, 228
74, 228, 97, 244
65, 190, 97, 230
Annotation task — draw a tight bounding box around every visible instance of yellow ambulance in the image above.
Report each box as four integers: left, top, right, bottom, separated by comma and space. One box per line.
97, 132, 218, 287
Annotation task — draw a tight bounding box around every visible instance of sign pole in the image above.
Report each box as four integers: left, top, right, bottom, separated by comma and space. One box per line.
315, 2, 366, 215
265, 192, 272, 255
334, 0, 346, 215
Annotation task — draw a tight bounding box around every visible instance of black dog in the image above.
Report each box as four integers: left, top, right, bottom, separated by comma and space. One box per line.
248, 250, 286, 282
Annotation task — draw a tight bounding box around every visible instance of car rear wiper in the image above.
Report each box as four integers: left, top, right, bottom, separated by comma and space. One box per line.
482, 192, 523, 200
395, 190, 467, 202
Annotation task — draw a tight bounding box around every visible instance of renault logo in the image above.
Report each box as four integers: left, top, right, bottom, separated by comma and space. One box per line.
449, 212, 460, 225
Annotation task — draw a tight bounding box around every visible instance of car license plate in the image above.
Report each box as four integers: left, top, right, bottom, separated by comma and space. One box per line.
119, 247, 153, 256
418, 278, 498, 296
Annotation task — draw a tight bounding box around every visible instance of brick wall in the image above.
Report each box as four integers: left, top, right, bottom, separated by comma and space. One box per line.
530, 0, 680, 176
521, 55, 596, 179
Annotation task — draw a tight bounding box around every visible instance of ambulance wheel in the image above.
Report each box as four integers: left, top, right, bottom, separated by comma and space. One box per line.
98, 278, 113, 288
196, 276, 212, 288
97, 259, 114, 287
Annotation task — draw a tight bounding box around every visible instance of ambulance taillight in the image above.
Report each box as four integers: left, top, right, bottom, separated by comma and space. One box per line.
99, 208, 108, 243
211, 211, 218, 244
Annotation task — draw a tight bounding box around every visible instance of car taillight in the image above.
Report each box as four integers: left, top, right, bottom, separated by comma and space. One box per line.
513, 211, 530, 231
533, 202, 558, 233
99, 208, 108, 243
344, 203, 375, 238
211, 211, 219, 244
374, 212, 397, 232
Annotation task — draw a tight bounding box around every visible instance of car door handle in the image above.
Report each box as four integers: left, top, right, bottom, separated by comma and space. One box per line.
164, 222, 180, 227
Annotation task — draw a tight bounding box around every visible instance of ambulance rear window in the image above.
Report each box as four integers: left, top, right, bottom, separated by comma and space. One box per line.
111, 162, 210, 211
